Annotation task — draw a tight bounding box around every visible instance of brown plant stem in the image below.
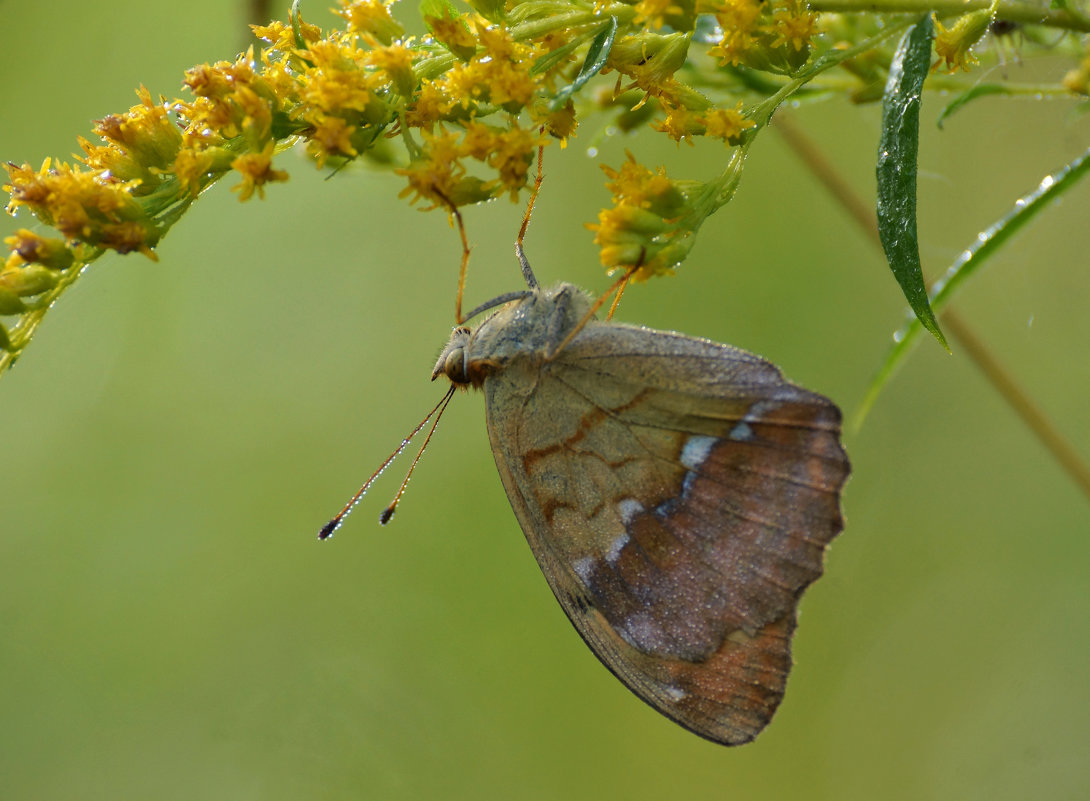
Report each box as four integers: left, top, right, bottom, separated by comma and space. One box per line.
773, 112, 1090, 501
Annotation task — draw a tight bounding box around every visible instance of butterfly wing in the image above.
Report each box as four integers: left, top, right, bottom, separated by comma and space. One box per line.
481, 320, 850, 745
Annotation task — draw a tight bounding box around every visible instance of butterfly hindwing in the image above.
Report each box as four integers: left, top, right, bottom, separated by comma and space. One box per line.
481, 318, 849, 745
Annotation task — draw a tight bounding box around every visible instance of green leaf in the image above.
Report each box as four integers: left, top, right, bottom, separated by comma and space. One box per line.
876, 15, 948, 350
531, 35, 588, 77
465, 0, 506, 24
289, 0, 309, 50
548, 17, 618, 111
856, 145, 1090, 427
420, 0, 476, 60
0, 286, 27, 315
419, 0, 459, 22
936, 84, 1014, 130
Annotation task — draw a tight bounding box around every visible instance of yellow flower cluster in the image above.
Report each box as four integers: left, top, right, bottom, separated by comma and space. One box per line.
0, 0, 781, 281
653, 103, 755, 145
0, 0, 826, 359
704, 0, 817, 73
588, 154, 697, 279
5, 159, 158, 258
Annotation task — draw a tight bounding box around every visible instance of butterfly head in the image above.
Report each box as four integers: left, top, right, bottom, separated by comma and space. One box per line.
432, 326, 473, 387
432, 285, 595, 391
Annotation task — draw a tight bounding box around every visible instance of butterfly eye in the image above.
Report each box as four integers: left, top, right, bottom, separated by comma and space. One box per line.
432, 328, 470, 383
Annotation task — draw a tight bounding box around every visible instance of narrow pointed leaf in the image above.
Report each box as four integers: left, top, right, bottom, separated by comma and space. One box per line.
856, 145, 1090, 427
876, 15, 948, 350
937, 84, 1014, 129
289, 1, 309, 50
549, 17, 618, 111
465, 0, 506, 23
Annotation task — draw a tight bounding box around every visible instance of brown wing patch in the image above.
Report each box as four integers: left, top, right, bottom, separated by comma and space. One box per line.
575, 601, 797, 745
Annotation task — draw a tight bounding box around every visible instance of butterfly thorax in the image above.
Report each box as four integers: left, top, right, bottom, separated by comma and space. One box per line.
432, 284, 594, 389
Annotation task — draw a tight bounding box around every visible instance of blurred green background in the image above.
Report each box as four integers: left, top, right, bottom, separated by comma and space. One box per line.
3, 2, 1089, 799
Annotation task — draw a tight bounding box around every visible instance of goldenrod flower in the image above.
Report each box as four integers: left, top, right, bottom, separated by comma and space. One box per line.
770, 0, 819, 53
335, 0, 405, 45
539, 101, 577, 142
404, 79, 457, 130
172, 147, 223, 197
589, 155, 703, 279
307, 113, 360, 166
231, 143, 289, 201
480, 124, 545, 200
425, 13, 478, 61
365, 43, 417, 97
609, 32, 691, 94
652, 105, 704, 143
589, 204, 674, 276
298, 37, 382, 115
707, 0, 763, 67
4, 231, 75, 272
441, 25, 537, 114
78, 88, 182, 188
4, 159, 158, 256
602, 155, 682, 215
634, 0, 680, 29
707, 0, 812, 72
700, 104, 755, 144
933, 6, 995, 73
7, 0, 1078, 370
252, 19, 320, 51
397, 128, 492, 208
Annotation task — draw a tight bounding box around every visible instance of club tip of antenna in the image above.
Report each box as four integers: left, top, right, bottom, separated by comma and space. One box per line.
379, 506, 395, 525
318, 519, 339, 540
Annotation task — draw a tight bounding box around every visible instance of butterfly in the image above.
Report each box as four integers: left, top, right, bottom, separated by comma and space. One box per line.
425, 261, 851, 745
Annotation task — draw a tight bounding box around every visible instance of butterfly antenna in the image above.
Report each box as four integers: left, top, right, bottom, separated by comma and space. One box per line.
515, 142, 546, 290
379, 385, 457, 525
318, 386, 457, 540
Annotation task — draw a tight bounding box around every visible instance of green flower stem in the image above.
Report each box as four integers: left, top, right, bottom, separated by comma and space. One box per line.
509, 4, 636, 41
0, 263, 88, 373
809, 0, 1090, 32
668, 20, 915, 245
750, 18, 914, 129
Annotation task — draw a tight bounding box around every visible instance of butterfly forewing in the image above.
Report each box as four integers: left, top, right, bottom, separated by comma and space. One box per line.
480, 316, 849, 745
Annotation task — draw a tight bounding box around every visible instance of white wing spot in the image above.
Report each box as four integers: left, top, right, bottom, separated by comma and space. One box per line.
617, 497, 644, 524
664, 685, 686, 702
620, 612, 667, 652
573, 556, 595, 583
680, 435, 717, 470
729, 421, 753, 441
681, 469, 698, 499
606, 530, 630, 564
743, 399, 782, 424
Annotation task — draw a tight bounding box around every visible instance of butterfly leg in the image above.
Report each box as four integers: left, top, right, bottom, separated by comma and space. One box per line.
515, 144, 547, 290
429, 186, 474, 324
543, 284, 576, 358
450, 201, 472, 324
545, 266, 640, 360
